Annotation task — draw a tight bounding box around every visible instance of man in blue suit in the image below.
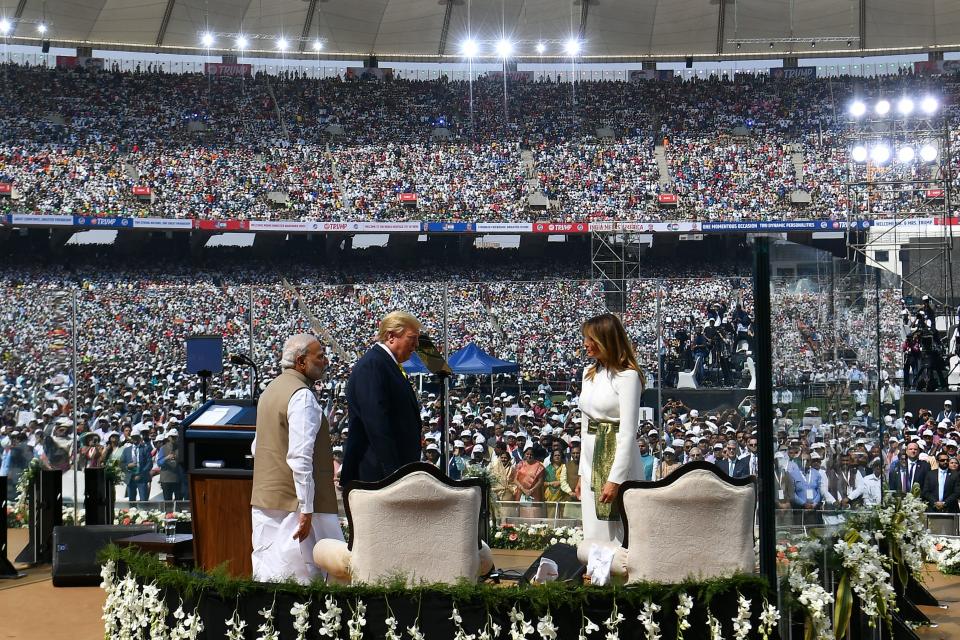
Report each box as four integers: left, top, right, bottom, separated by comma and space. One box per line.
121, 431, 152, 501
341, 311, 424, 484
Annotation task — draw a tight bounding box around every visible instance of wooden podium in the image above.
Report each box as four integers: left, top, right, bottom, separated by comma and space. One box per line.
183, 399, 257, 577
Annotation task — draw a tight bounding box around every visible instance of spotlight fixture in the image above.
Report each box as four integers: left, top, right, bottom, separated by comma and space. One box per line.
736, 42, 741, 50
535, 41, 545, 54
849, 101, 867, 118
235, 35, 248, 49
810, 41, 816, 47
897, 97, 914, 115
201, 32, 214, 47
897, 146, 915, 163
874, 99, 890, 116
0, 19, 10, 34
846, 40, 852, 47
921, 96, 938, 114
769, 42, 774, 48
460, 38, 479, 58
920, 144, 938, 162
870, 144, 891, 165
37, 23, 47, 34
851, 145, 868, 163
564, 38, 581, 56
276, 37, 288, 51
495, 38, 513, 58
312, 40, 323, 51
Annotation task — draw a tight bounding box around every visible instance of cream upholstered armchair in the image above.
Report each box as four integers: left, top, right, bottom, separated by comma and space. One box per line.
314, 462, 494, 585
577, 462, 756, 583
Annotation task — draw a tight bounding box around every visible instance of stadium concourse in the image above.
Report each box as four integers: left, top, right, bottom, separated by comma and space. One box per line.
0, 63, 957, 226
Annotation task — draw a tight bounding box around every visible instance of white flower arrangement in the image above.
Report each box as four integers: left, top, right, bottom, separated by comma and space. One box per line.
731, 594, 751, 640
477, 611, 502, 640
256, 599, 279, 640
225, 605, 247, 640
638, 599, 662, 640
578, 608, 600, 640
317, 594, 343, 637
170, 600, 204, 640
347, 599, 367, 640
786, 565, 834, 640
449, 605, 476, 640
675, 593, 693, 640
757, 602, 780, 640
929, 536, 960, 574
833, 537, 898, 625
536, 611, 558, 640
706, 610, 724, 640
290, 601, 310, 640
508, 605, 534, 639
602, 599, 625, 640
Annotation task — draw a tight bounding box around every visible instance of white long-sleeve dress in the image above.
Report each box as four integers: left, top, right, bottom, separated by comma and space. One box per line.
578, 366, 645, 543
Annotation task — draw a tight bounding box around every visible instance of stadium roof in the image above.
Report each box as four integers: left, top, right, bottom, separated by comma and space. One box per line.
1, 0, 959, 62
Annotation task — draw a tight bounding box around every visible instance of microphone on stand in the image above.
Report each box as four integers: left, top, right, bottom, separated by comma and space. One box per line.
229, 353, 260, 399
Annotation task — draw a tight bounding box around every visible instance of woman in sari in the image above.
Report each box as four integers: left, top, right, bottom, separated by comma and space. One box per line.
544, 450, 569, 504
515, 446, 545, 518
488, 450, 518, 521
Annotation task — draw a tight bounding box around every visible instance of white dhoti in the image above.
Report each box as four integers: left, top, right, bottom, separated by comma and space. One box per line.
251, 507, 344, 584
579, 431, 624, 544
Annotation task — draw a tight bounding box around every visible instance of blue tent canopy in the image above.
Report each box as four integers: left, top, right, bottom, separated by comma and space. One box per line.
401, 351, 431, 375
447, 343, 519, 375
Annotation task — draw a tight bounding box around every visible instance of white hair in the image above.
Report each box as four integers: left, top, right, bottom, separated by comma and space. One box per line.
280, 334, 319, 369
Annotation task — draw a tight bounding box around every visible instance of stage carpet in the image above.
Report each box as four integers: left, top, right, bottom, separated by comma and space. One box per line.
4, 528, 960, 640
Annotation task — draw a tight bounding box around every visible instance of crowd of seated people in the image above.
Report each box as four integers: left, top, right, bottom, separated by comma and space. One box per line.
1, 63, 959, 223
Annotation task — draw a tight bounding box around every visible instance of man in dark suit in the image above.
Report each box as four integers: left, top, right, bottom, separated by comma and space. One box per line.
341, 311, 423, 484
733, 436, 758, 478
921, 452, 960, 513
899, 441, 928, 495
715, 440, 740, 477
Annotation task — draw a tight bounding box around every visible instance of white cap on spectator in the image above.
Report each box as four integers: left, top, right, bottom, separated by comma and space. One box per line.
474, 434, 486, 444
647, 429, 658, 436
663, 446, 676, 454
453, 440, 465, 448
472, 444, 485, 453
426, 443, 439, 452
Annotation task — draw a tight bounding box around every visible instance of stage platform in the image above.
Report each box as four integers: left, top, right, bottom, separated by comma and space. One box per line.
4, 526, 960, 640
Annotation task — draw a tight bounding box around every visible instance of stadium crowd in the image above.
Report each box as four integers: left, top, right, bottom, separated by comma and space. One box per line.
0, 64, 959, 223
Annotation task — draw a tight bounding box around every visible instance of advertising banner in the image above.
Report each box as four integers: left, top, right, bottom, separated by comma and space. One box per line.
488, 70, 535, 82
424, 222, 475, 233
248, 221, 308, 232
926, 189, 945, 199
700, 220, 869, 232
304, 221, 421, 232
193, 219, 250, 231
10, 214, 74, 226
0, 183, 11, 195
913, 60, 960, 75
769, 66, 816, 79
131, 218, 194, 230
532, 222, 589, 233
475, 223, 533, 232
73, 216, 133, 228
203, 63, 252, 77
132, 186, 152, 196
870, 217, 934, 228
345, 67, 394, 81
628, 70, 675, 82
56, 56, 105, 70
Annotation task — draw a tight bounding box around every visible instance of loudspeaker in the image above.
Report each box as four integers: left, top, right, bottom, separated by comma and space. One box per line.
520, 543, 586, 584
685, 56, 693, 69
83, 467, 115, 526
52, 525, 154, 586
41, 40, 50, 53
16, 469, 62, 565
0, 477, 25, 578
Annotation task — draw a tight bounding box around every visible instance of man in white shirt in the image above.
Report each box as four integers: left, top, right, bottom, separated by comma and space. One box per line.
849, 457, 884, 506
250, 334, 343, 584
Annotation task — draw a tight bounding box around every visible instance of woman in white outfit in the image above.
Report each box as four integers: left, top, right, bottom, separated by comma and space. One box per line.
575, 313, 646, 543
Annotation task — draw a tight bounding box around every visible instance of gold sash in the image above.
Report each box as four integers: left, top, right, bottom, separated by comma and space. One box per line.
589, 419, 620, 521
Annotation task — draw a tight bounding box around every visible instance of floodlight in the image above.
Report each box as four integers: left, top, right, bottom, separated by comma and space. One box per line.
235, 35, 248, 49
897, 146, 915, 163
870, 144, 891, 165
37, 23, 47, 34
564, 38, 580, 56
897, 97, 914, 115
312, 40, 323, 51
849, 101, 866, 118
0, 19, 10, 34
536, 42, 545, 54
201, 32, 214, 47
495, 38, 513, 58
920, 144, 938, 162
874, 99, 890, 116
921, 96, 938, 114
851, 145, 868, 163
461, 38, 478, 58
276, 37, 289, 51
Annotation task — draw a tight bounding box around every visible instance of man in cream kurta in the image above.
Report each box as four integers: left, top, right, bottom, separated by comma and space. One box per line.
251, 334, 343, 583
578, 367, 645, 543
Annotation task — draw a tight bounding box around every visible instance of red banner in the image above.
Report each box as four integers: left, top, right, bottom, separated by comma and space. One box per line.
926, 189, 945, 199
658, 193, 678, 205
204, 63, 252, 77
193, 220, 250, 231
532, 222, 589, 233
398, 193, 418, 203
0, 183, 11, 195
132, 186, 152, 196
